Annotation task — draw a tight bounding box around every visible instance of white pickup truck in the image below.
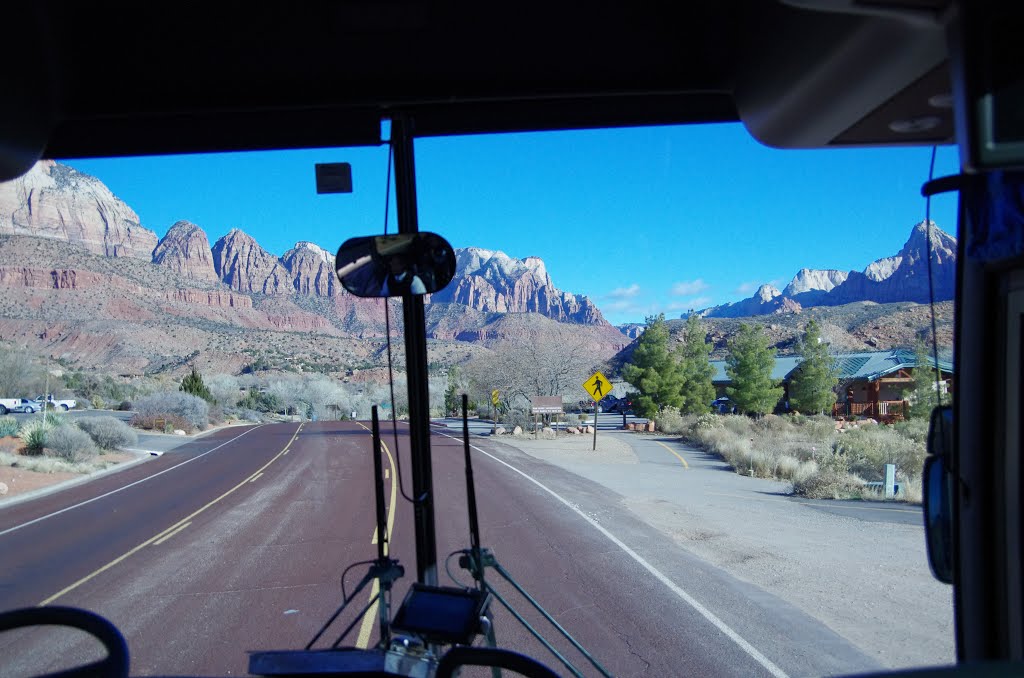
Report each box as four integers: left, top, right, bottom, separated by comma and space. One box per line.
0, 398, 22, 414
33, 395, 77, 411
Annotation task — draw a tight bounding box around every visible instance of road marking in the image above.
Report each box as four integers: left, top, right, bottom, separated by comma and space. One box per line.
434, 430, 789, 678
1, 426, 266, 539
653, 440, 689, 469
153, 521, 192, 546
704, 491, 920, 514
39, 424, 303, 606
249, 472, 264, 483
354, 422, 398, 649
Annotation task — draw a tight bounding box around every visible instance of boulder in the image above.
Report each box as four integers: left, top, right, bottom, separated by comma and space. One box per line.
0, 481, 7, 495
512, 426, 523, 436
494, 426, 506, 435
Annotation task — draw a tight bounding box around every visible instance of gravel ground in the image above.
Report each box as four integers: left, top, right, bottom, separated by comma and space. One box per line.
496, 431, 955, 671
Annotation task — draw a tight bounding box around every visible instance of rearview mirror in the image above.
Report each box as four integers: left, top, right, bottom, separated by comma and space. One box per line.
923, 406, 954, 584
335, 232, 456, 298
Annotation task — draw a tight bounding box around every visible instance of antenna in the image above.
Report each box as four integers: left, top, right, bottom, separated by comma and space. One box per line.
461, 394, 484, 589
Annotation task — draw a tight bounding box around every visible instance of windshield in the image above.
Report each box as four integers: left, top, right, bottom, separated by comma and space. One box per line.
0, 123, 959, 677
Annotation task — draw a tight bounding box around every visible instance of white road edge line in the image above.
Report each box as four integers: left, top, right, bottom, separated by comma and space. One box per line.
0, 425, 265, 539
433, 429, 789, 678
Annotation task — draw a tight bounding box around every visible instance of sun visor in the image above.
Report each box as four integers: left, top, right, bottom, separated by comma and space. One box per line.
734, 3, 951, 149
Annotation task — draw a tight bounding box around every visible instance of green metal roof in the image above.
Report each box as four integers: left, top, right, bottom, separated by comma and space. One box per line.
711, 349, 954, 385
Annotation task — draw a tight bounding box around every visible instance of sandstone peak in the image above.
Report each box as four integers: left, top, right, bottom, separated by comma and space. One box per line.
212, 230, 289, 295
152, 221, 219, 283
0, 160, 158, 259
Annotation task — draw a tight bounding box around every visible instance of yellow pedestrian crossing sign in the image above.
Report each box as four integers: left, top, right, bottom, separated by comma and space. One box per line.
583, 371, 610, 402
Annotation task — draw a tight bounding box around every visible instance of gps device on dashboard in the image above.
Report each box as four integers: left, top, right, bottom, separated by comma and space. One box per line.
391, 584, 488, 645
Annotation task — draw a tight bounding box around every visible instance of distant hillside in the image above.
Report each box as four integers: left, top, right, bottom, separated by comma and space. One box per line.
699, 221, 955, 318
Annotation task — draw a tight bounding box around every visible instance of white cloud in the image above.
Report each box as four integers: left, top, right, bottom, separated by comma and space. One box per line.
670, 279, 709, 296
607, 284, 641, 299
666, 296, 713, 311
734, 281, 759, 295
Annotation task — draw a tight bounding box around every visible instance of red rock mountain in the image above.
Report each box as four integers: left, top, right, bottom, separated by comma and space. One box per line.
153, 221, 219, 282
0, 160, 158, 259
212, 229, 290, 295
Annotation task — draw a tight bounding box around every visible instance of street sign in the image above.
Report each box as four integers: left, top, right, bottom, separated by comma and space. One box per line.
530, 396, 563, 414
582, 371, 610, 402
492, 389, 500, 406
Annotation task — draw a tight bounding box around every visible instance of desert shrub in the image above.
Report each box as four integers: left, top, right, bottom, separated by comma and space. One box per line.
501, 409, 532, 431
692, 412, 722, 431
133, 391, 209, 430
834, 426, 925, 481
755, 413, 793, 435
76, 416, 138, 450
722, 415, 753, 437
799, 414, 838, 443
0, 415, 19, 437
131, 412, 191, 432
41, 411, 64, 427
792, 463, 865, 499
19, 420, 53, 455
47, 424, 98, 462
655, 406, 686, 434
893, 417, 930, 445
208, 404, 225, 425
91, 395, 105, 409
117, 400, 133, 411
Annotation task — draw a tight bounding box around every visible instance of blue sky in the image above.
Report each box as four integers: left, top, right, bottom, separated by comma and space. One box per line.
69, 122, 960, 326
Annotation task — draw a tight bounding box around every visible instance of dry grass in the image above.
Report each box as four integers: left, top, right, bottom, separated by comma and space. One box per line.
0, 450, 113, 474
682, 413, 925, 503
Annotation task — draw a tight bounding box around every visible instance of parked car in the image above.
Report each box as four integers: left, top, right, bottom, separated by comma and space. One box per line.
0, 398, 23, 415
711, 397, 735, 414
11, 398, 41, 413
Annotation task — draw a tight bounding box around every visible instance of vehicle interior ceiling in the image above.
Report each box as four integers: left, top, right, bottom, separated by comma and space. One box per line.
5, 0, 1023, 673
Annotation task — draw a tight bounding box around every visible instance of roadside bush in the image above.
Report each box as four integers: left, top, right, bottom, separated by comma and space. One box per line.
655, 406, 686, 434
692, 412, 722, 431
117, 400, 133, 411
799, 414, 838, 443
76, 416, 138, 450
47, 424, 98, 462
131, 412, 192, 433
0, 415, 19, 437
722, 415, 753, 437
893, 417, 929, 445
133, 391, 209, 430
19, 420, 53, 455
792, 463, 865, 499
834, 426, 924, 482
91, 395, 105, 410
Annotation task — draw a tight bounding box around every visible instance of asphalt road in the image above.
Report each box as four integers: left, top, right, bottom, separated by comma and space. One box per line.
0, 421, 881, 677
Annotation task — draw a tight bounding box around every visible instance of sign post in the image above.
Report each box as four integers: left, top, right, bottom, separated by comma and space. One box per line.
491, 389, 500, 434
582, 371, 609, 451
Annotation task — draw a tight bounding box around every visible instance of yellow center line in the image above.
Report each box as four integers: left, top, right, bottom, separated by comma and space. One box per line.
153, 521, 192, 546
39, 423, 304, 606
653, 440, 689, 469
354, 422, 398, 648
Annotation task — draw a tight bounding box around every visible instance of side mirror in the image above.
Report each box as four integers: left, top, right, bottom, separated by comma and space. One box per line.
923, 405, 954, 584
335, 232, 456, 298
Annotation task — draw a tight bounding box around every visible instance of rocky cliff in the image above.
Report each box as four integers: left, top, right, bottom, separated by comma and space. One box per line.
281, 241, 337, 297
0, 160, 158, 259
153, 221, 220, 283
700, 222, 955, 318
431, 247, 607, 324
212, 229, 290, 295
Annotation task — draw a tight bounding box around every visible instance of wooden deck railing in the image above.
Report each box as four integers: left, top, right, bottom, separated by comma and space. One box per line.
832, 400, 907, 420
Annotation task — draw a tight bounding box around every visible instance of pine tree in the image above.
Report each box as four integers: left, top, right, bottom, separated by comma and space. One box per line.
180, 366, 215, 403
788, 319, 838, 415
677, 314, 715, 414
622, 313, 684, 418
909, 338, 941, 419
725, 323, 783, 416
